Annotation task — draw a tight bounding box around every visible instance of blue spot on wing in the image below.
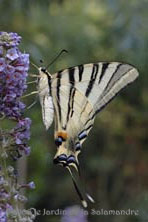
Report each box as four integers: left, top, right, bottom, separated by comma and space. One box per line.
78, 131, 87, 140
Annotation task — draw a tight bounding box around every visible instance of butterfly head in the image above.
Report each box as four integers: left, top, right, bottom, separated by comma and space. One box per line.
38, 67, 52, 78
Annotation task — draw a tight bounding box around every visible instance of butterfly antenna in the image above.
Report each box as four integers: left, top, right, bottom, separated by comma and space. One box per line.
66, 166, 88, 208
46, 49, 68, 70
30, 61, 39, 70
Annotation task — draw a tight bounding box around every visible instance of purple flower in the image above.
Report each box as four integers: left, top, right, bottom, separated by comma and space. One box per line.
10, 118, 32, 156
0, 32, 31, 157
17, 118, 31, 129
61, 206, 88, 222
0, 58, 5, 71
6, 48, 19, 61
0, 46, 3, 55
24, 146, 31, 156
0, 32, 35, 222
0, 32, 21, 48
0, 176, 4, 186
0, 190, 10, 200
28, 181, 36, 189
0, 207, 6, 222
0, 32, 29, 119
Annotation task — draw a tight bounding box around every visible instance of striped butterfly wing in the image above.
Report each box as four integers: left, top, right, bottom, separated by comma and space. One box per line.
51, 62, 138, 169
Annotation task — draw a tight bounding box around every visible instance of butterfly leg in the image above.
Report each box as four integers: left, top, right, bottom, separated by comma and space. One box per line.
27, 80, 37, 85
21, 91, 38, 99
29, 74, 39, 78
26, 97, 38, 110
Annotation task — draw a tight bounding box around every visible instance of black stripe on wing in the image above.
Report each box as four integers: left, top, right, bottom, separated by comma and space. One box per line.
78, 64, 84, 82
56, 70, 62, 122
66, 67, 75, 123
69, 67, 75, 84
47, 75, 52, 95
98, 62, 110, 84
85, 64, 99, 97
70, 88, 76, 118
85, 124, 93, 132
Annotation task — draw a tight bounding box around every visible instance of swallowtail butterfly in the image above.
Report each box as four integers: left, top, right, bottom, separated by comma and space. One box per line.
36, 59, 138, 207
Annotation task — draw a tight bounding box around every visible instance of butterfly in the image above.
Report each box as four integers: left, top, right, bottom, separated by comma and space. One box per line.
34, 57, 139, 207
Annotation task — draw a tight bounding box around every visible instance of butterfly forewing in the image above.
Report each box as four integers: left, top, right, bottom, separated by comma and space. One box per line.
51, 62, 138, 148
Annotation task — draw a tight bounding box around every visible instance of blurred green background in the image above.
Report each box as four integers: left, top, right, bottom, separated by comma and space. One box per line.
1, 0, 148, 221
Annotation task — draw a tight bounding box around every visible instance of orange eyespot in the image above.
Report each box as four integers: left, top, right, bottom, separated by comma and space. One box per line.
56, 131, 68, 140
